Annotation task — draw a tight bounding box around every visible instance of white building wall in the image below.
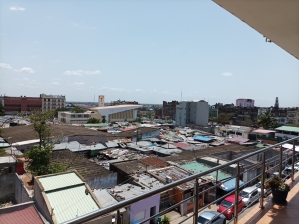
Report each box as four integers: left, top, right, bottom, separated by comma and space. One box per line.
176, 101, 209, 127
195, 101, 209, 126
176, 102, 187, 127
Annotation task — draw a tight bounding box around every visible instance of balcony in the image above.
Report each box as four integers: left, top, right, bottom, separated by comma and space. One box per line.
61, 136, 299, 224
238, 172, 299, 224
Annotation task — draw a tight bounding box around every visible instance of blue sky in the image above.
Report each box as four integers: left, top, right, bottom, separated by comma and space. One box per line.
0, 1, 298, 107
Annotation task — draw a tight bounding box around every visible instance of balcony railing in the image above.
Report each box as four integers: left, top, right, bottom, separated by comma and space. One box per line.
63, 136, 299, 224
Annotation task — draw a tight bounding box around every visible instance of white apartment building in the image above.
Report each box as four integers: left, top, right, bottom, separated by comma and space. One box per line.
40, 94, 66, 112
58, 111, 97, 124
175, 100, 209, 127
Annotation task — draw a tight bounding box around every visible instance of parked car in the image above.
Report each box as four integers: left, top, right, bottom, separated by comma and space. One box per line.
272, 171, 287, 180
198, 211, 226, 224
240, 187, 259, 206
256, 181, 271, 197
217, 195, 244, 220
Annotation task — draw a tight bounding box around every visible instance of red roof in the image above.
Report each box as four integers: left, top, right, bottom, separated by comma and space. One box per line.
139, 157, 169, 168
0, 204, 44, 224
171, 142, 191, 149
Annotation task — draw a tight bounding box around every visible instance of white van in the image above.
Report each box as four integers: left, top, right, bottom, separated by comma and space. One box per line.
240, 186, 260, 207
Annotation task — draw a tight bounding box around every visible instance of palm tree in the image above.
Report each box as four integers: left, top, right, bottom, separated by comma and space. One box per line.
257, 109, 276, 129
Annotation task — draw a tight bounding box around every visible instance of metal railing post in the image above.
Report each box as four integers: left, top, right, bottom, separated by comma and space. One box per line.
292, 141, 296, 181
279, 145, 283, 178
193, 178, 199, 224
234, 162, 240, 224
259, 152, 265, 209
117, 210, 121, 224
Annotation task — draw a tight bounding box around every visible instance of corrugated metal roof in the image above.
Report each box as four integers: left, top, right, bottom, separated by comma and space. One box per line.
38, 173, 83, 191
0, 203, 44, 224
46, 185, 99, 223
275, 126, 299, 133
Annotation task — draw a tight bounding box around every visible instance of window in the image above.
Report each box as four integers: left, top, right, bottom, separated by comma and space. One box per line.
251, 191, 258, 197
133, 210, 145, 222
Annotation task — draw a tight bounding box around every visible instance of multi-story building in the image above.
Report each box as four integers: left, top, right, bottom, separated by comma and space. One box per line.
236, 98, 255, 107
175, 100, 209, 127
209, 105, 218, 118
287, 109, 299, 125
40, 94, 66, 112
271, 108, 288, 125
162, 101, 178, 120
58, 111, 98, 124
3, 96, 42, 114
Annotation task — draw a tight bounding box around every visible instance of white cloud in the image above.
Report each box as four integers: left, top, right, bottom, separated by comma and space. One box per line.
15, 67, 35, 73
162, 91, 169, 94
53, 78, 61, 81
10, 6, 26, 11
136, 89, 145, 92
73, 82, 84, 86
100, 87, 128, 92
221, 72, 233, 77
51, 82, 60, 85
1, 63, 35, 73
64, 70, 100, 76
0, 63, 12, 69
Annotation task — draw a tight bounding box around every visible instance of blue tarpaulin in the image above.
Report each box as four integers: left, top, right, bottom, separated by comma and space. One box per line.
220, 178, 244, 192
193, 135, 213, 142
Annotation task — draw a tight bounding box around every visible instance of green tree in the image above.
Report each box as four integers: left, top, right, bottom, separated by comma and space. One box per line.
257, 109, 276, 129
146, 111, 153, 120
102, 115, 106, 123
71, 106, 85, 113
0, 102, 4, 116
216, 113, 234, 124
24, 145, 52, 176
241, 118, 253, 127
134, 118, 142, 122
29, 110, 54, 148
87, 117, 100, 124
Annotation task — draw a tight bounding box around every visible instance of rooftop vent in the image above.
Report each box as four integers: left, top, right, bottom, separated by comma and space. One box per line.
166, 176, 172, 183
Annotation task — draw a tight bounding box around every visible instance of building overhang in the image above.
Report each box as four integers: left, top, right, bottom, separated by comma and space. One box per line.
213, 0, 299, 59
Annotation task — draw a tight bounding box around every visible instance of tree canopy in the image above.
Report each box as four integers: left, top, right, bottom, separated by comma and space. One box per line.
87, 117, 101, 124
29, 110, 54, 148
102, 115, 106, 123
71, 106, 85, 113
210, 113, 234, 124
257, 109, 276, 129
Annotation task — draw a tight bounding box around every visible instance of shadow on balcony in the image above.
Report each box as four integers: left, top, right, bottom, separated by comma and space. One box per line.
239, 172, 299, 224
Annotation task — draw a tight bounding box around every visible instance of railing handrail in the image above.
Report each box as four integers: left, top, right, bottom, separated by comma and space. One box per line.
63, 136, 299, 224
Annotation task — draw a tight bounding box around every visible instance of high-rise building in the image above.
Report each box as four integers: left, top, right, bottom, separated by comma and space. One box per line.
40, 94, 66, 112
175, 100, 209, 127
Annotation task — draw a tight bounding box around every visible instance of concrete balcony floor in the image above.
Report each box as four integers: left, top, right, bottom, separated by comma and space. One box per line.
239, 172, 299, 224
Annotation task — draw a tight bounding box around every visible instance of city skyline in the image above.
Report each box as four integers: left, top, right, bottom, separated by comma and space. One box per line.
0, 1, 298, 107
